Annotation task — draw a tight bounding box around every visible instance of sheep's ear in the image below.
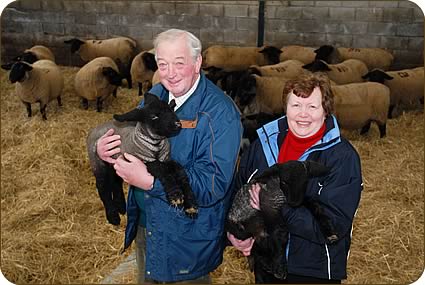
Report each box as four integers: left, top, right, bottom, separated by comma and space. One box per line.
1, 63, 14, 70
113, 108, 145, 122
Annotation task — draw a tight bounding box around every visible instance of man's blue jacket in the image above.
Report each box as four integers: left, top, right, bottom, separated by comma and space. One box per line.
235, 115, 363, 280
123, 73, 242, 282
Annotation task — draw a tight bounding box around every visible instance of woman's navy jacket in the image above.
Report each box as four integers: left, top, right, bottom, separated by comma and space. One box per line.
235, 115, 363, 280
123, 73, 242, 282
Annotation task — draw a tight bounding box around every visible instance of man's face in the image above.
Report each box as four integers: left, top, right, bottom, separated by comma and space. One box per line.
156, 36, 202, 97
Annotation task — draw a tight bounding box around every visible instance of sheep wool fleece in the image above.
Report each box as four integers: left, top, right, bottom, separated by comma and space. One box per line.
235, 115, 363, 281
124, 73, 243, 282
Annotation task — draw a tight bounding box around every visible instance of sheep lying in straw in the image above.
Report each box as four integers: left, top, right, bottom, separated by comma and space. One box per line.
314, 45, 394, 71
86, 93, 198, 225
332, 82, 390, 138
64, 36, 137, 88
13, 45, 55, 63
74, 57, 123, 112
226, 160, 337, 282
303, 59, 368, 85
362, 67, 424, 118
202, 45, 282, 71
130, 51, 158, 96
1, 59, 63, 120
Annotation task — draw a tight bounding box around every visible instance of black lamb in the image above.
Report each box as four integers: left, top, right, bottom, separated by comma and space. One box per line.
226, 160, 339, 283
86, 93, 198, 225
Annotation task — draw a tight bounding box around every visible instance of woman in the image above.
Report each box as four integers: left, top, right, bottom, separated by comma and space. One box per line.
228, 73, 363, 283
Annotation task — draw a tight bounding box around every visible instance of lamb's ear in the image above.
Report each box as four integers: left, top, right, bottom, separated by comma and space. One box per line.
1, 63, 14, 70
305, 161, 331, 177
113, 108, 145, 122
143, 92, 160, 106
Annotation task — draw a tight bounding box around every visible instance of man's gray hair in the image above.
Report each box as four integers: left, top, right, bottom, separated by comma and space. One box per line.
153, 29, 202, 62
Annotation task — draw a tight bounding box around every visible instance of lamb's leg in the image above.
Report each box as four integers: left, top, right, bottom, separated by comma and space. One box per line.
268, 224, 289, 280
304, 198, 338, 244
95, 165, 121, 225
110, 171, 126, 215
138, 83, 142, 96
378, 123, 386, 138
145, 160, 185, 208
96, 97, 103, 112
164, 160, 198, 218
57, 96, 63, 107
24, 102, 32, 117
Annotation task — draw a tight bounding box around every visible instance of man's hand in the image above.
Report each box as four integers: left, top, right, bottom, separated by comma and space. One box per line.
96, 128, 121, 164
227, 232, 255, 256
114, 153, 154, 190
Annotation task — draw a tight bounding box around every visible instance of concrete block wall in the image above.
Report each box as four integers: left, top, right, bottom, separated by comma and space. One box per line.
1, 0, 423, 69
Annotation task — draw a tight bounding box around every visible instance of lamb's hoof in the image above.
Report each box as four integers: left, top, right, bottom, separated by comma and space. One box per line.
106, 211, 120, 226
167, 190, 185, 207
184, 207, 198, 219
170, 197, 184, 207
272, 265, 287, 280
326, 234, 338, 244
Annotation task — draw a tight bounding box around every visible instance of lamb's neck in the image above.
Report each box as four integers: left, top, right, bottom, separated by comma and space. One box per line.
130, 122, 169, 162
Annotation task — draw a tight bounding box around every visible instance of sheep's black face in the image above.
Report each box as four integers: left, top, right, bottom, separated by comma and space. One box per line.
314, 45, 334, 62
234, 74, 257, 111
113, 93, 181, 138
19, 52, 38, 64
302, 60, 331, 73
9, 62, 32, 83
64, 38, 85, 54
260, 46, 282, 65
362, 69, 393, 84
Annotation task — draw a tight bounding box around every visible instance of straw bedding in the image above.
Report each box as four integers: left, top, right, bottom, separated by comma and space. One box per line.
1, 66, 423, 284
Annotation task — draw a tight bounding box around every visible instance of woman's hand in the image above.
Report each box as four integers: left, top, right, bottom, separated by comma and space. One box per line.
113, 153, 154, 190
96, 128, 121, 164
227, 232, 255, 256
249, 183, 261, 210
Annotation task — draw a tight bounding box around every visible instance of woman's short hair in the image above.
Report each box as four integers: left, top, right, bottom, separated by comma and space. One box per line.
282, 72, 334, 116
153, 29, 202, 62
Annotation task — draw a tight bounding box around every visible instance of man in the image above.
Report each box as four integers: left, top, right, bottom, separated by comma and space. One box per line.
96, 29, 242, 283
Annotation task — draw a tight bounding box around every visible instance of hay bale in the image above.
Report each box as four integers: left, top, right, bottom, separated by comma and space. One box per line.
0, 66, 423, 284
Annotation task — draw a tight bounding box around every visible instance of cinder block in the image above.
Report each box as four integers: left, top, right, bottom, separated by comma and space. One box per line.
104, 1, 131, 14
41, 0, 63, 11
339, 22, 368, 35
200, 29, 224, 43
329, 7, 355, 21
325, 34, 354, 47
211, 17, 236, 30
355, 8, 383, 22
200, 4, 223, 17
237, 18, 257, 31
275, 7, 303, 19
381, 36, 410, 50
19, 0, 42, 10
63, 1, 85, 12
397, 23, 424, 37
176, 3, 199, 16
224, 4, 248, 17
383, 8, 414, 23
315, 1, 341, 7
151, 2, 175, 15
368, 22, 398, 36
353, 35, 380, 48
407, 37, 424, 51
42, 22, 64, 35
301, 7, 329, 19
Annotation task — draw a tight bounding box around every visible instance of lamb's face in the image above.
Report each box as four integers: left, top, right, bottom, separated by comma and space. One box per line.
144, 93, 181, 137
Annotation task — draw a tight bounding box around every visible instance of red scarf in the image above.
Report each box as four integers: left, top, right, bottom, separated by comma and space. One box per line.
278, 123, 326, 163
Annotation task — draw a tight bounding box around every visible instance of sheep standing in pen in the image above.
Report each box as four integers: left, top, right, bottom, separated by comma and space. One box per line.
362, 67, 424, 118
303, 59, 368, 85
202, 45, 282, 71
332, 82, 390, 138
13, 45, 55, 63
226, 160, 337, 282
74, 57, 123, 112
314, 45, 394, 71
86, 93, 198, 225
64, 36, 137, 89
2, 59, 63, 120
130, 50, 158, 96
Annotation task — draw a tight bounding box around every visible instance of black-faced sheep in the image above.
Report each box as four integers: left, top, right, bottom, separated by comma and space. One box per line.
13, 45, 55, 63
64, 37, 137, 89
332, 82, 390, 138
202, 45, 282, 71
2, 60, 63, 120
303, 59, 368, 85
362, 67, 424, 118
314, 45, 394, 71
130, 51, 158, 96
226, 160, 337, 282
86, 93, 198, 225
74, 57, 123, 112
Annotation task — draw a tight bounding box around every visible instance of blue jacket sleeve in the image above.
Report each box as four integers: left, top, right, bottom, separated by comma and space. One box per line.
282, 143, 363, 244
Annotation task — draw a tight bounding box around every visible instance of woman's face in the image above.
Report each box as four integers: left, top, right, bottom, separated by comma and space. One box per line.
286, 87, 326, 138
155, 36, 201, 97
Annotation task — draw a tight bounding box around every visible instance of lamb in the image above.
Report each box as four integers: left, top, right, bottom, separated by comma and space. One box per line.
331, 82, 390, 138
303, 59, 368, 85
74, 57, 123, 112
64, 36, 137, 88
13, 45, 55, 63
279, 45, 316, 64
130, 50, 158, 96
86, 93, 198, 225
2, 59, 63, 120
202, 45, 282, 71
226, 160, 337, 282
314, 45, 394, 71
362, 67, 424, 118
